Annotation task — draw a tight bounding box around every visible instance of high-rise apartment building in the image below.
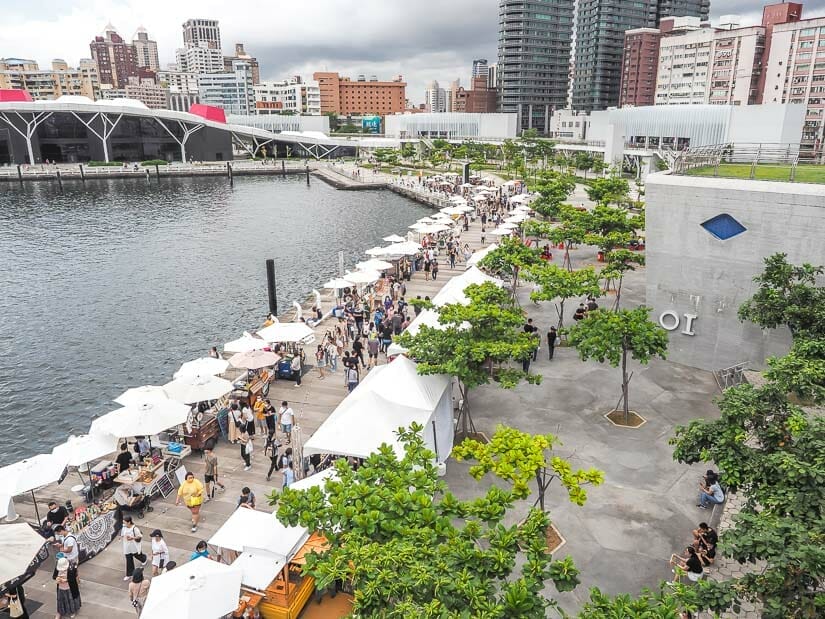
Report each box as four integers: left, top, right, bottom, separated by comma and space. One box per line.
182, 18, 221, 50
124, 76, 168, 109
254, 77, 321, 115
472, 59, 488, 79
572, 0, 709, 112
655, 19, 715, 105
224, 44, 260, 85
158, 69, 199, 111
619, 28, 665, 107
425, 80, 447, 112
313, 72, 406, 115
454, 76, 498, 113
176, 43, 225, 75
498, 0, 576, 133
132, 26, 160, 72
487, 63, 498, 90
89, 23, 139, 88
0, 58, 100, 100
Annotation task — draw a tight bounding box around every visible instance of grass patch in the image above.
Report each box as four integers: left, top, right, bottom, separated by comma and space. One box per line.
686, 163, 825, 184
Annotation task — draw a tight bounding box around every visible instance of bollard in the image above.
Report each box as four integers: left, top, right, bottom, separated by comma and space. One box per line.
155, 164, 160, 179
305, 165, 310, 185
56, 169, 63, 191
265, 259, 278, 317
281, 160, 285, 175
79, 164, 86, 183
227, 162, 234, 186
146, 168, 151, 182
16, 164, 23, 186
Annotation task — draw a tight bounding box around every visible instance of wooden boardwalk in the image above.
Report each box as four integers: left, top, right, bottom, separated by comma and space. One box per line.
13, 179, 489, 618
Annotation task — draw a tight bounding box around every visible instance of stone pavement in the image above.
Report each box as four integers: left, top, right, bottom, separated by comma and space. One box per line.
714, 493, 763, 618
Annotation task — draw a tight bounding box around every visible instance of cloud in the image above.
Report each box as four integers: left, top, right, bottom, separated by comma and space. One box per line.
2, 1, 824, 105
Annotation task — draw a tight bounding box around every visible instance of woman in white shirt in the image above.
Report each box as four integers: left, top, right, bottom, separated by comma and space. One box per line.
149, 529, 169, 576
120, 515, 145, 581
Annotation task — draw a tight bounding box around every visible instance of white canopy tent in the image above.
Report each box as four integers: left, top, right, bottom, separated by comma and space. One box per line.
208, 507, 309, 556
432, 266, 503, 307
232, 548, 285, 591
466, 243, 499, 268
114, 385, 169, 407
382, 234, 406, 243
257, 322, 315, 344
303, 356, 454, 463
141, 557, 242, 619
287, 467, 337, 492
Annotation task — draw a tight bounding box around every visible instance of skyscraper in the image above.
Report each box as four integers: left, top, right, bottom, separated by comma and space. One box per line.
425, 80, 447, 113
182, 18, 221, 51
471, 59, 488, 79
132, 26, 159, 72
571, 0, 710, 112
497, 0, 576, 134
89, 23, 139, 89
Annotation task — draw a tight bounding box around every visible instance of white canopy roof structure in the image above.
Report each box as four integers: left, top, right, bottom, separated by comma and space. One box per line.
488, 226, 516, 236
257, 322, 315, 344
303, 356, 454, 462
432, 266, 503, 306
114, 385, 169, 408
208, 507, 309, 559
384, 241, 422, 256
466, 243, 499, 268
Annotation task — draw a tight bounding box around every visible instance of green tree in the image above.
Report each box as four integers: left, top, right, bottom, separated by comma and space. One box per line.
586, 175, 630, 206
574, 152, 595, 178
738, 253, 825, 340
397, 282, 541, 439
271, 425, 583, 618
566, 307, 669, 425
525, 262, 602, 330
670, 380, 825, 619
765, 338, 825, 404
454, 425, 604, 513
400, 143, 416, 159
601, 249, 646, 310
478, 236, 543, 303
531, 172, 576, 219
545, 206, 589, 272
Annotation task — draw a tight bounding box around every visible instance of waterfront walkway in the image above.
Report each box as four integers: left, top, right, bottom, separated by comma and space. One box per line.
12, 179, 489, 618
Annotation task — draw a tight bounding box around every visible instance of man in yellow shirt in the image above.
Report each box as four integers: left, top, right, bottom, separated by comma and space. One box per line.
175, 471, 204, 533
253, 398, 267, 435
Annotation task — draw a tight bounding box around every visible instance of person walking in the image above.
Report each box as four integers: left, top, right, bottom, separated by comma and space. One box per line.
149, 530, 169, 576
4, 587, 28, 619
253, 397, 267, 435
524, 318, 539, 361
227, 404, 242, 444
120, 516, 146, 581
203, 447, 225, 499
290, 353, 302, 387
262, 400, 278, 437
282, 462, 295, 489
547, 326, 558, 360
175, 472, 204, 533
431, 259, 439, 281
265, 434, 281, 481
54, 557, 81, 619
239, 432, 253, 471
367, 334, 379, 369
346, 364, 359, 393
241, 404, 255, 437
279, 401, 294, 445
128, 568, 150, 616
315, 345, 327, 379
326, 340, 338, 373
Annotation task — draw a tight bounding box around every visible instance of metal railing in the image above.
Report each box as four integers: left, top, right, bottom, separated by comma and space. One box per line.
671, 142, 824, 182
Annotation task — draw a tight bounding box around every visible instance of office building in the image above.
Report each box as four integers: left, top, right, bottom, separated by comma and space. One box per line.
498, 0, 575, 133
0, 58, 100, 100
182, 18, 221, 50
254, 77, 321, 115
89, 23, 139, 88
313, 72, 406, 115
471, 59, 488, 79
198, 60, 254, 116
572, 0, 709, 112
132, 26, 160, 72
224, 44, 260, 85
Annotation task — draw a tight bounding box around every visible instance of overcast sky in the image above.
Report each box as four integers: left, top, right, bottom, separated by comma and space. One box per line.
2, 0, 825, 105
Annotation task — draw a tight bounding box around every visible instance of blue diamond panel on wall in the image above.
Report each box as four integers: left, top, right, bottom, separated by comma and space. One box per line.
700, 214, 747, 241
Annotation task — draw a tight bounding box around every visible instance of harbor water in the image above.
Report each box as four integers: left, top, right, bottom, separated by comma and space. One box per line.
0, 175, 431, 464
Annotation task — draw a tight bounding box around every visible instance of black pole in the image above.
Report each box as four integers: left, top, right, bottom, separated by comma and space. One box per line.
56, 169, 63, 191
227, 162, 234, 186
305, 165, 310, 185
266, 259, 278, 317
146, 168, 151, 182
16, 164, 23, 186
281, 160, 286, 175
155, 164, 160, 179
79, 164, 85, 183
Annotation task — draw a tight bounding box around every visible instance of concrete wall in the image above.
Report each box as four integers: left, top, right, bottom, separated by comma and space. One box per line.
727, 103, 805, 145
645, 173, 825, 371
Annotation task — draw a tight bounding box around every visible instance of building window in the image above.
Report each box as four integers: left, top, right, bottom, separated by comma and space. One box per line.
700, 214, 747, 241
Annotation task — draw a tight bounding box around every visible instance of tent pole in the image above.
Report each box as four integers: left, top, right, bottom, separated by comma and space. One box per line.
431, 420, 439, 461
31, 490, 41, 523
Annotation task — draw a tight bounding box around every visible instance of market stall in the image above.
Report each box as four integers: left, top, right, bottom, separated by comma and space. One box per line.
303, 356, 454, 463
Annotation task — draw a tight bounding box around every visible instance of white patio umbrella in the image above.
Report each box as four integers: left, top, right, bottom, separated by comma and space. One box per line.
382, 234, 406, 243
141, 557, 243, 619
384, 241, 422, 256
505, 214, 529, 224
466, 243, 499, 267
163, 374, 234, 405
0, 523, 47, 584
344, 270, 382, 285
408, 222, 430, 231
421, 223, 451, 234
228, 350, 281, 371
223, 332, 268, 354
416, 217, 436, 224
174, 357, 230, 379
440, 206, 466, 216
356, 258, 394, 271
322, 277, 352, 290
0, 453, 70, 522
499, 221, 519, 229
456, 205, 475, 212
257, 322, 315, 344
114, 385, 169, 407
91, 400, 192, 438
488, 227, 516, 236
365, 245, 392, 256
52, 433, 119, 467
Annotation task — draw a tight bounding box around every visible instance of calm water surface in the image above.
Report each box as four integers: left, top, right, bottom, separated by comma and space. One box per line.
0, 175, 430, 464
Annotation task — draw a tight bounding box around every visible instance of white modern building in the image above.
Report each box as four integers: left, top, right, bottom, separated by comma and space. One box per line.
227, 114, 330, 133
254, 78, 321, 115
425, 80, 447, 113
384, 112, 518, 140
198, 60, 254, 116
549, 109, 589, 141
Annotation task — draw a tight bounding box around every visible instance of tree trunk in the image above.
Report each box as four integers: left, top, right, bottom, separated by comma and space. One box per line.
621, 344, 630, 425
556, 299, 566, 331
536, 470, 546, 512
613, 276, 624, 311
563, 240, 573, 272
455, 382, 476, 440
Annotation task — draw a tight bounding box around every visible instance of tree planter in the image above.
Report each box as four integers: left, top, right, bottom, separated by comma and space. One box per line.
604, 409, 647, 428
454, 431, 489, 445
518, 521, 566, 555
